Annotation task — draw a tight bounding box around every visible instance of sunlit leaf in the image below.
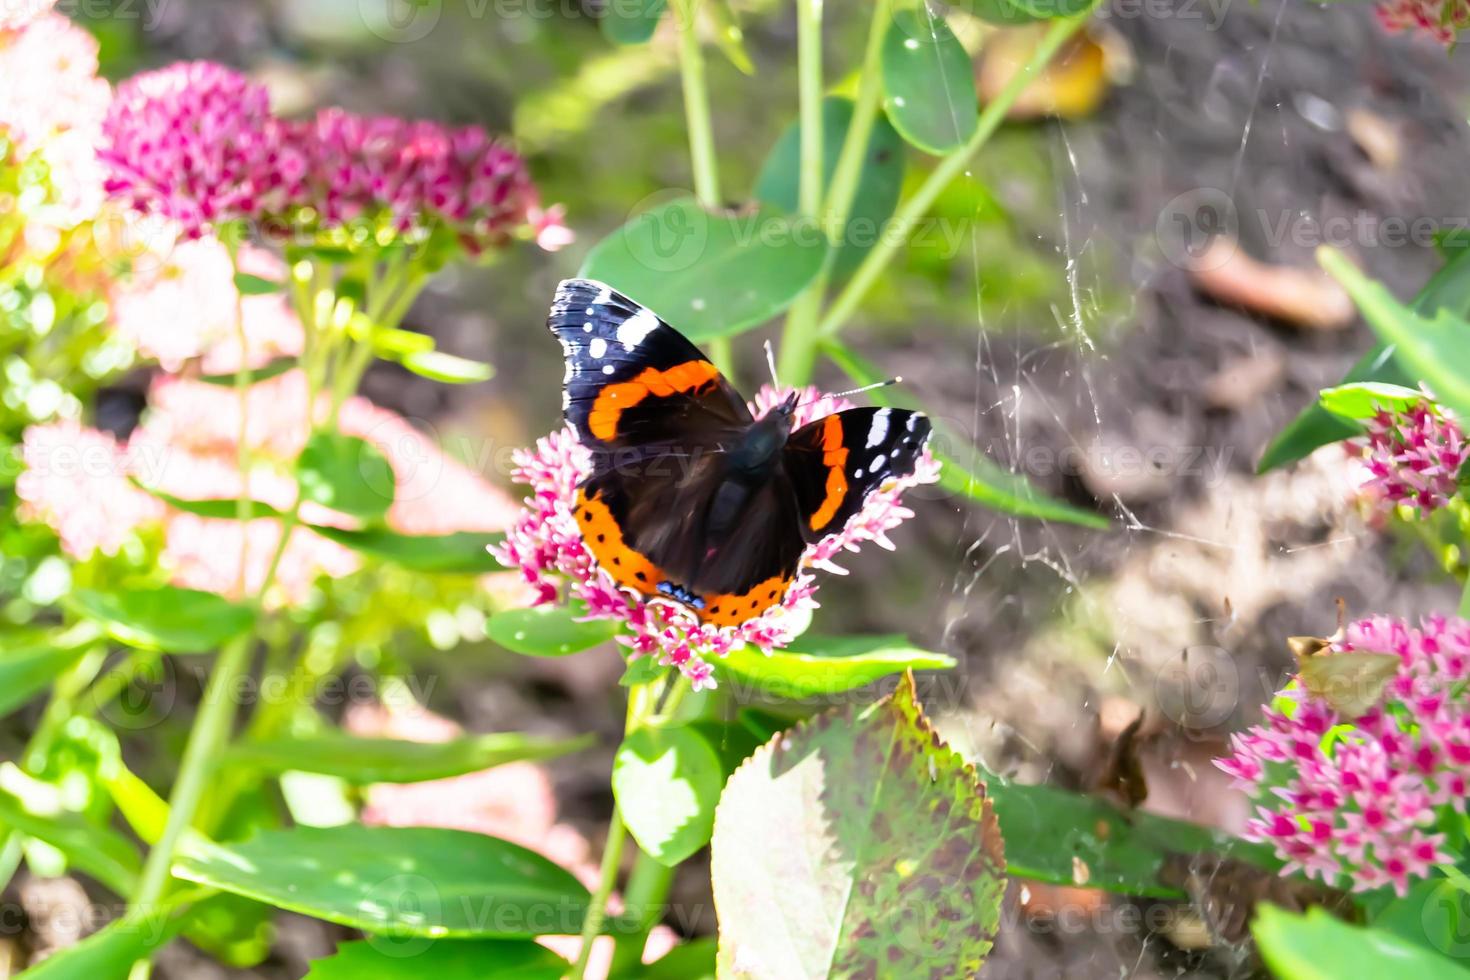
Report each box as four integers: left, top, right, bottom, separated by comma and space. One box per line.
580, 197, 827, 342
711, 673, 1006, 976
226, 730, 595, 783
1319, 381, 1426, 421
131, 482, 287, 520
232, 272, 282, 295
601, 0, 666, 45
710, 634, 953, 699
487, 605, 620, 657
297, 431, 395, 520
0, 785, 140, 896
880, 9, 978, 155
755, 96, 905, 279
303, 939, 567, 979
613, 725, 722, 866
1253, 904, 1470, 980
0, 642, 87, 720
13, 910, 186, 980
398, 349, 494, 384
68, 587, 254, 653
174, 826, 593, 938
197, 356, 298, 386
638, 937, 717, 979
308, 525, 505, 574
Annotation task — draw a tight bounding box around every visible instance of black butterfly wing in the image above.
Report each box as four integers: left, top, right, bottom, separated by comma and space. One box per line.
574, 462, 806, 628
547, 278, 751, 453
783, 407, 932, 542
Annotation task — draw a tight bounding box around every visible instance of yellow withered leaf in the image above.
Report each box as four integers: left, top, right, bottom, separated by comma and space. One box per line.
1296, 652, 1400, 719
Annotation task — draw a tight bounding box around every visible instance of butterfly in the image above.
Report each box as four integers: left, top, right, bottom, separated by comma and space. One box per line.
547, 278, 932, 627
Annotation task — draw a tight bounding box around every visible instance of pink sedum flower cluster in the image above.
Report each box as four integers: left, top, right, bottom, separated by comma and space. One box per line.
1215, 614, 1470, 896
1354, 401, 1466, 518
494, 385, 940, 689
99, 60, 564, 248
1376, 0, 1469, 45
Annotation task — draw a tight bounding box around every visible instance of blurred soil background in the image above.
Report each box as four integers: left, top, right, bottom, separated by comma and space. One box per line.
8, 0, 1470, 974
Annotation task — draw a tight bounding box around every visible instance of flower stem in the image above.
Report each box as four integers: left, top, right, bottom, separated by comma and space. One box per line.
672, 0, 735, 378
223, 232, 254, 597
607, 848, 676, 975
815, 11, 1091, 340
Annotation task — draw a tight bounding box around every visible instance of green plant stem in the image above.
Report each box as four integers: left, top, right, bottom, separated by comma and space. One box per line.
672, 0, 734, 379
1460, 575, 1470, 617
225, 239, 254, 597
607, 848, 677, 974
778, 0, 887, 386
815, 11, 1090, 340
571, 677, 662, 979
795, 0, 824, 220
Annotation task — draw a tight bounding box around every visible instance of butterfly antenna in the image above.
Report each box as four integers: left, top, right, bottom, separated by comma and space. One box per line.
827, 377, 903, 400
763, 339, 780, 390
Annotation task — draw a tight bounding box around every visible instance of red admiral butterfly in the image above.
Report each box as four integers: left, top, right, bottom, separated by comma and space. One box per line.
548, 278, 931, 627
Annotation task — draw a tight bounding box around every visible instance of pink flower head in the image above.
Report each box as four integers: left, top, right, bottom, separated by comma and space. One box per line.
1353, 400, 1465, 518
270, 108, 554, 251
493, 385, 940, 690
101, 61, 277, 237
0, 0, 53, 30
1215, 614, 1470, 896
1376, 0, 1469, 44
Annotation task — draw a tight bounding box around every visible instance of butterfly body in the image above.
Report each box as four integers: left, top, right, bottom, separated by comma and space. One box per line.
548, 278, 931, 627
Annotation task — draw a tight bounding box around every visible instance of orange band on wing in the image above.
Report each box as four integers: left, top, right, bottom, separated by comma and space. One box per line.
699, 574, 793, 627
575, 487, 664, 596
808, 414, 849, 531
586, 360, 719, 442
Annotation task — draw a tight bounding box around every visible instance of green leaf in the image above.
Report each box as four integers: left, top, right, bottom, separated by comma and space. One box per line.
711, 674, 1006, 976
0, 785, 140, 896
487, 605, 620, 657
297, 431, 396, 520
173, 825, 593, 938
14, 909, 188, 980
986, 776, 1278, 897
613, 725, 723, 866
0, 643, 86, 719
68, 587, 254, 653
1260, 246, 1470, 472
710, 634, 953, 699
706, 0, 754, 74
636, 937, 717, 979
821, 338, 1108, 528
308, 525, 505, 574
619, 656, 667, 687
131, 481, 287, 520
579, 197, 827, 342
1370, 878, 1470, 958
368, 325, 436, 355
196, 356, 298, 386
1252, 904, 1470, 980
755, 96, 906, 279
880, 9, 978, 155
233, 272, 283, 295
601, 0, 666, 44
1319, 381, 1426, 421
303, 939, 567, 980
1319, 246, 1470, 419
225, 730, 595, 784
399, 349, 494, 384
960, 0, 1094, 24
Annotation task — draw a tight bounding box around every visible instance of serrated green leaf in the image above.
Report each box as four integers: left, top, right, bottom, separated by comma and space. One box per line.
303, 939, 567, 979
1252, 904, 1470, 980
297, 431, 396, 520
1319, 247, 1470, 419
580, 197, 827, 342
710, 634, 953, 699
601, 0, 666, 45
821, 337, 1108, 528
68, 587, 254, 653
1319, 381, 1426, 421
226, 730, 594, 783
487, 606, 620, 656
196, 356, 298, 386
880, 9, 979, 155
308, 525, 505, 574
399, 349, 494, 384
233, 272, 283, 295
613, 725, 722, 866
711, 674, 1006, 976
174, 826, 593, 938
986, 776, 1278, 897
755, 96, 905, 279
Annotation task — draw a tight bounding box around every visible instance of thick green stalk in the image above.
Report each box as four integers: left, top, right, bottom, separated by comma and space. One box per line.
816, 12, 1091, 339
223, 235, 254, 596
778, 0, 886, 385
795, 0, 824, 219
607, 848, 677, 974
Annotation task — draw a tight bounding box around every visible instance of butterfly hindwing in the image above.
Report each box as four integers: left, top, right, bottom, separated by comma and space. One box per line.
547, 278, 751, 451
784, 407, 932, 541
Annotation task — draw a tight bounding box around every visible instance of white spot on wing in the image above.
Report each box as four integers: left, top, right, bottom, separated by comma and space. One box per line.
602, 364, 614, 375
854, 468, 864, 479
866, 409, 891, 448
589, 338, 608, 359
617, 308, 660, 351
871, 453, 887, 471
583, 322, 593, 332
906, 414, 918, 431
